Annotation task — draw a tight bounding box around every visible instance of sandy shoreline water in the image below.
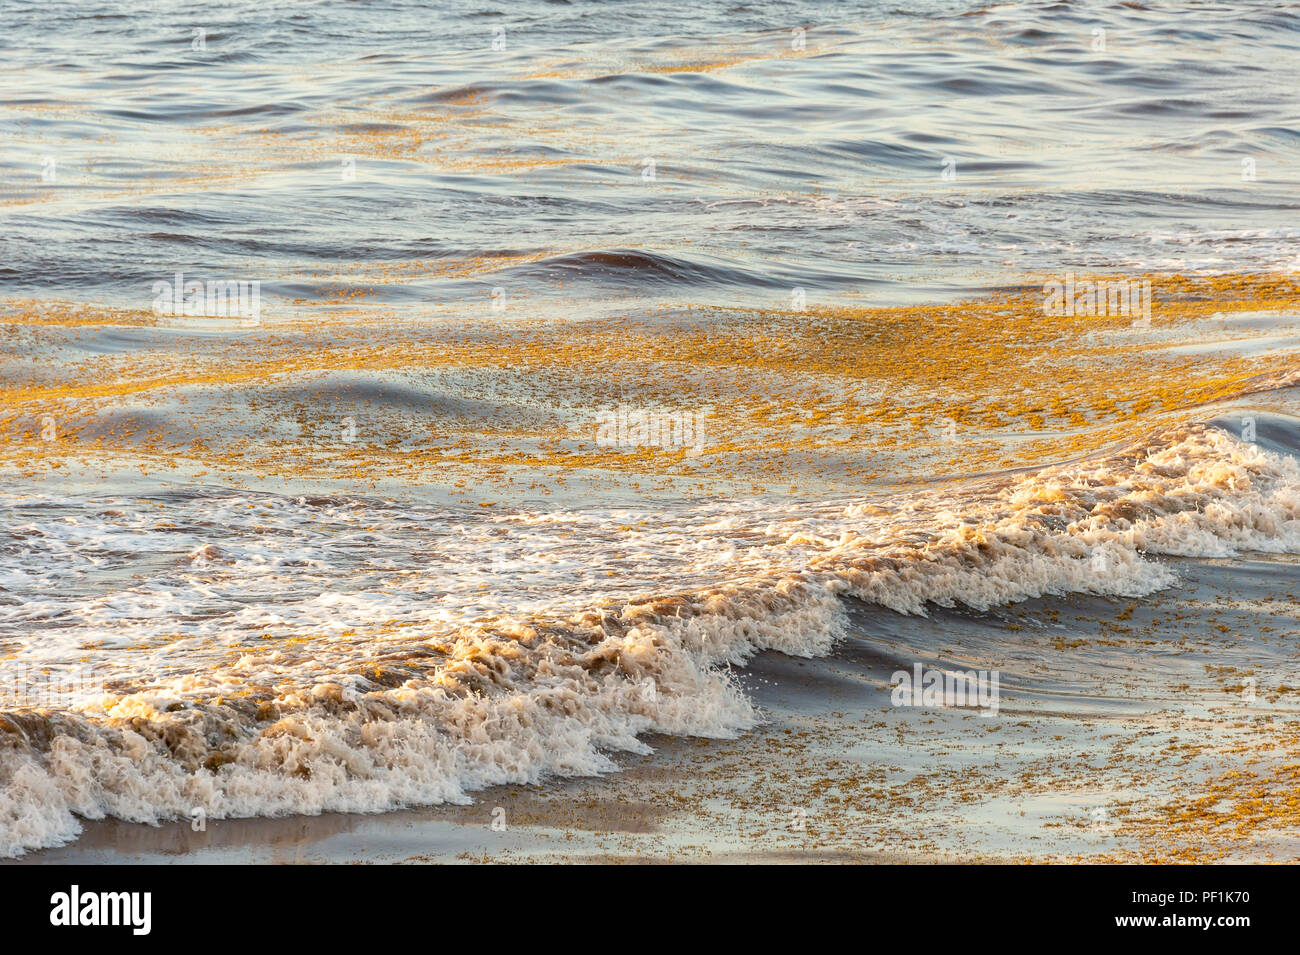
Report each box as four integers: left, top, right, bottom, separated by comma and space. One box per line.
4, 0, 1300, 872
12, 550, 1297, 865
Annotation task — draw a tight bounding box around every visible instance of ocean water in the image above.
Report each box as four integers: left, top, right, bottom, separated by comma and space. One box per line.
2, 0, 1300, 857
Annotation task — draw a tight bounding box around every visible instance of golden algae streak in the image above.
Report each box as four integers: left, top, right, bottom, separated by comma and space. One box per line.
3, 273, 1298, 497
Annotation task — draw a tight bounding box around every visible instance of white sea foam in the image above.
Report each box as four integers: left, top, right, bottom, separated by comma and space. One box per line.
2, 423, 1299, 856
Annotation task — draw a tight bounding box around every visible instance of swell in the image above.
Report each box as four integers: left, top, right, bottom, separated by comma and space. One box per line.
4, 415, 1300, 856
512, 248, 792, 290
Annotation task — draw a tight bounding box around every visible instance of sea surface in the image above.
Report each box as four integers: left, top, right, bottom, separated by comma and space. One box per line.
2, 0, 1299, 858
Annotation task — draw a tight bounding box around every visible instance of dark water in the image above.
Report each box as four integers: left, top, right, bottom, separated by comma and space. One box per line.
3, 0, 1299, 311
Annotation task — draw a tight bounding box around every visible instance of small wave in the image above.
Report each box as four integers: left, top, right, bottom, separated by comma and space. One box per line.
518, 248, 788, 288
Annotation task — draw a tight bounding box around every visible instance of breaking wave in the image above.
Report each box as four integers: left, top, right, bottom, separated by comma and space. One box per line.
3, 418, 1299, 856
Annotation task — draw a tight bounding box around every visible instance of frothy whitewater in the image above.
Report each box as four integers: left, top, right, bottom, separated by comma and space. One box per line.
3, 422, 1299, 855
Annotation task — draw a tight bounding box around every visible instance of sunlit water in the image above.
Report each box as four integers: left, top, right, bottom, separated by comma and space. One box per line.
2, 0, 1299, 856
4, 0, 1299, 308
